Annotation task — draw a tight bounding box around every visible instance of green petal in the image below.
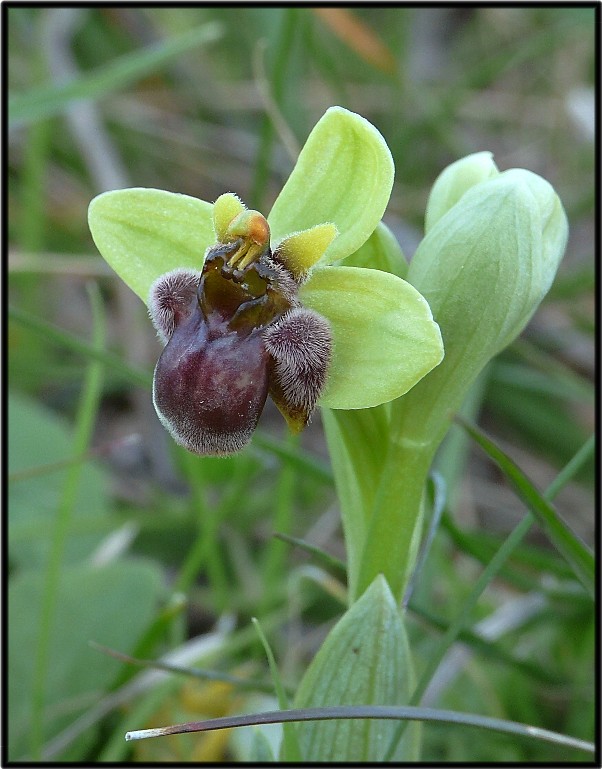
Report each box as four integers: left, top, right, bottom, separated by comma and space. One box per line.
300, 266, 444, 409
213, 192, 246, 241
88, 188, 214, 303
268, 107, 394, 264
338, 220, 408, 278
274, 223, 338, 279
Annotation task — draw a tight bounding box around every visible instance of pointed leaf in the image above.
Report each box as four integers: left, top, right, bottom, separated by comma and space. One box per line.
88, 188, 214, 303
300, 266, 443, 409
268, 107, 394, 264
293, 575, 420, 761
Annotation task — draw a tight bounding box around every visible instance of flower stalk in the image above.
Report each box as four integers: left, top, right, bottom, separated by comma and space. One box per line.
337, 157, 569, 603
88, 108, 569, 763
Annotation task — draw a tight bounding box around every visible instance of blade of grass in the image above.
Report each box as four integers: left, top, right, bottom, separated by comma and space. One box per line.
249, 8, 298, 210
403, 472, 446, 609
90, 642, 278, 696
252, 431, 334, 485
312, 8, 397, 74
456, 417, 594, 596
251, 618, 302, 761
9, 434, 140, 483
29, 284, 106, 759
260, 435, 298, 614
408, 604, 563, 686
9, 22, 222, 126
273, 533, 346, 578
9, 305, 151, 388
124, 704, 595, 755
511, 337, 594, 404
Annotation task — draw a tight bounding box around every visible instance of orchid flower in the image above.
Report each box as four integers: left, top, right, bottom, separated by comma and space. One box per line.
88, 107, 444, 455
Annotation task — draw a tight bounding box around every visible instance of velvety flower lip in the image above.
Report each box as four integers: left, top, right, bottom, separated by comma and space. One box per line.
88, 106, 445, 454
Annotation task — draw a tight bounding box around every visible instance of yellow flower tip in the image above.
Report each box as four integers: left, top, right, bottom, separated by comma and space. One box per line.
275, 223, 339, 280
212, 192, 246, 241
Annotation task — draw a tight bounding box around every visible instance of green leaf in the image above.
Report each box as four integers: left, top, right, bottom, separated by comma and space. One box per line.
9, 560, 164, 761
268, 107, 394, 264
300, 266, 444, 408
457, 417, 594, 597
338, 220, 408, 278
293, 575, 420, 761
8, 392, 112, 571
88, 188, 214, 303
249, 730, 276, 761
9, 23, 222, 126
131, 704, 594, 756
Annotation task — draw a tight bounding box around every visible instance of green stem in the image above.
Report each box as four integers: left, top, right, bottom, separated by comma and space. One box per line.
355, 430, 437, 603
30, 285, 105, 758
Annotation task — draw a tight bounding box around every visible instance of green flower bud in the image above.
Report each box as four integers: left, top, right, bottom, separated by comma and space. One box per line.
424, 151, 500, 233
404, 166, 569, 447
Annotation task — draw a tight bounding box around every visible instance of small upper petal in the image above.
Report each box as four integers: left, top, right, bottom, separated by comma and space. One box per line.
213, 192, 246, 241
273, 223, 338, 280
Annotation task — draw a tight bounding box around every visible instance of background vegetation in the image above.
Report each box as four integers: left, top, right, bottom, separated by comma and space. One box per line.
8, 6, 595, 762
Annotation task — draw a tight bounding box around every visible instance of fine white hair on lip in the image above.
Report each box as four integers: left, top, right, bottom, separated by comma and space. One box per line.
152, 374, 257, 457
148, 268, 201, 344
263, 307, 332, 415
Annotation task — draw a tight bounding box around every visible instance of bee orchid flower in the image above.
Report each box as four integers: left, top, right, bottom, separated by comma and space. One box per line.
88, 107, 444, 455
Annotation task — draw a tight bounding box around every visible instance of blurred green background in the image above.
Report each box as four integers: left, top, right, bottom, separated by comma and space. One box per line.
8, 6, 595, 763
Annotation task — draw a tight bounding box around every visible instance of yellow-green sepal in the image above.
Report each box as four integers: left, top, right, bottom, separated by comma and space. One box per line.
300, 266, 444, 409
88, 188, 214, 303
268, 106, 394, 265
